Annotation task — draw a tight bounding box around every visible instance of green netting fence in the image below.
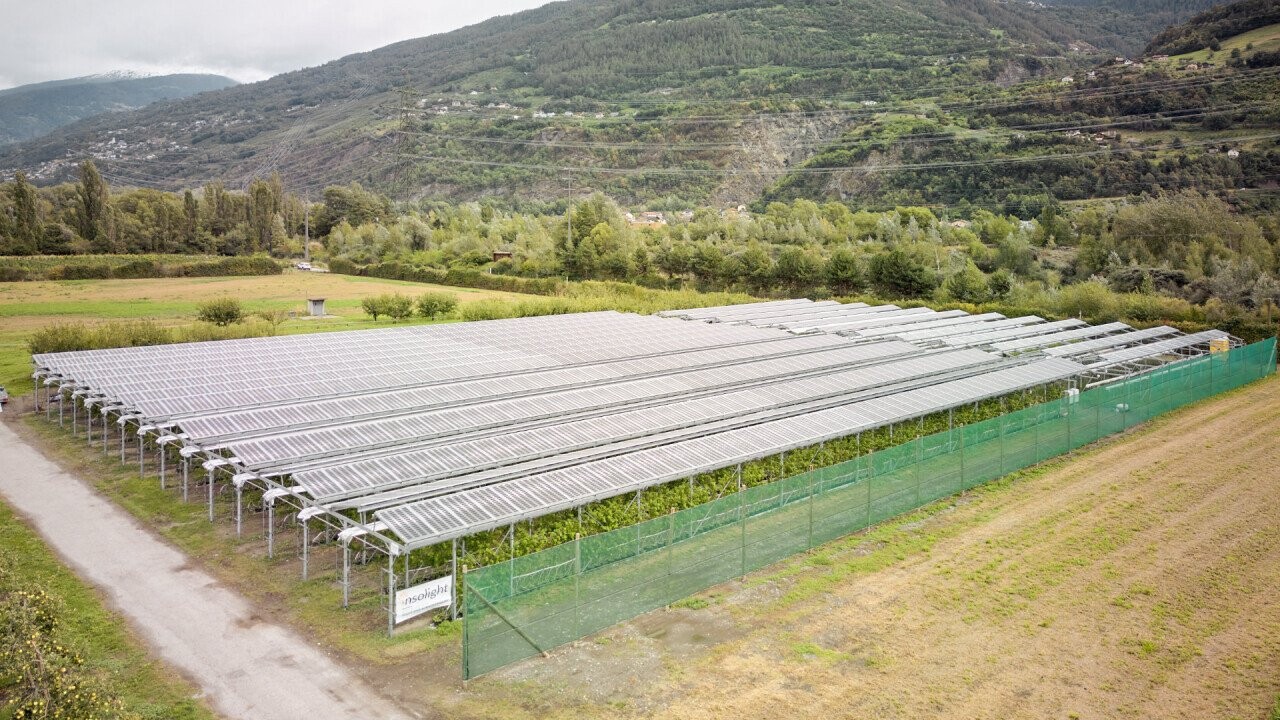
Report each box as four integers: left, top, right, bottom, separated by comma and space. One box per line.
462, 338, 1277, 678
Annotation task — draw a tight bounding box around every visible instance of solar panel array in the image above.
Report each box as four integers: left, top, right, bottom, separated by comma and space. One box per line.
35, 298, 1234, 552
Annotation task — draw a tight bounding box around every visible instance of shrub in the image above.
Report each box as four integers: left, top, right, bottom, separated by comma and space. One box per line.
112, 258, 160, 279
416, 291, 459, 319
197, 297, 245, 326
1056, 281, 1117, 322
0, 552, 123, 719
55, 262, 111, 280
361, 294, 414, 321
361, 295, 388, 321
385, 294, 415, 321
0, 264, 30, 281
255, 309, 291, 335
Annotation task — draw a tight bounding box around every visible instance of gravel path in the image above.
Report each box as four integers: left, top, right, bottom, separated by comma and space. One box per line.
0, 421, 413, 720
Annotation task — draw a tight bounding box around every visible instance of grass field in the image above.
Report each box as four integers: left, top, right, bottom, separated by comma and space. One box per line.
0, 271, 529, 395
1166, 22, 1280, 63
0, 498, 215, 719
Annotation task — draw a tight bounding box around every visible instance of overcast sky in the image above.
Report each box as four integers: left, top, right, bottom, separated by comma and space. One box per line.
0, 0, 548, 89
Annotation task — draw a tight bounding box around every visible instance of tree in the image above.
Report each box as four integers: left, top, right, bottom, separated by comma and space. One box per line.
197, 297, 244, 326
384, 293, 415, 321
774, 245, 823, 295
824, 246, 864, 296
361, 295, 387, 321
182, 190, 199, 249
248, 179, 279, 253
942, 262, 989, 303
9, 171, 40, 255
76, 160, 112, 252
728, 241, 774, 293
987, 269, 1013, 300
417, 291, 459, 318
868, 249, 937, 298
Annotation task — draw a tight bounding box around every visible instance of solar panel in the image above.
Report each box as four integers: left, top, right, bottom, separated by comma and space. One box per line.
178, 334, 855, 442
941, 318, 1084, 347
1042, 326, 1181, 357
219, 341, 921, 470
1089, 330, 1228, 365
294, 348, 1000, 501
992, 322, 1131, 354
660, 298, 808, 317
375, 357, 1085, 549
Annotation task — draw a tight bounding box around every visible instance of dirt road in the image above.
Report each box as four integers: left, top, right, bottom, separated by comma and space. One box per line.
0, 421, 414, 720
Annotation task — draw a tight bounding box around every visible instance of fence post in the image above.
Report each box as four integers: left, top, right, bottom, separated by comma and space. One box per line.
461, 565, 469, 680
573, 533, 581, 638
913, 433, 923, 507
667, 509, 675, 602
807, 470, 815, 550
739, 472, 747, 579
862, 434, 871, 532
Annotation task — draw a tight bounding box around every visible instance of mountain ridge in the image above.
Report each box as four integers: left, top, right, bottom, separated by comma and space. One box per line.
0, 0, 1250, 207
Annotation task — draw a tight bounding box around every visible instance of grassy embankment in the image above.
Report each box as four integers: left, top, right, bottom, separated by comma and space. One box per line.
0, 499, 215, 719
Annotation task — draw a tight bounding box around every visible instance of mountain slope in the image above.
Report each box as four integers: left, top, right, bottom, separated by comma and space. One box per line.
1145, 0, 1280, 55
0, 0, 1241, 204
0, 73, 237, 146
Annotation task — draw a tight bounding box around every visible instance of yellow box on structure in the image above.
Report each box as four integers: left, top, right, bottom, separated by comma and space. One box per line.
1210, 338, 1230, 354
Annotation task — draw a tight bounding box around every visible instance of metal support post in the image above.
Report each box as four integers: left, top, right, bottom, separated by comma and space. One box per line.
450, 538, 459, 621
71, 399, 77, 435
119, 421, 126, 462
301, 519, 310, 580
235, 485, 243, 536
58, 392, 64, 427
342, 545, 351, 608
159, 448, 166, 489
86, 408, 93, 444
138, 433, 145, 476
387, 556, 396, 637
103, 410, 110, 454
182, 457, 189, 502
207, 467, 215, 522
267, 499, 275, 558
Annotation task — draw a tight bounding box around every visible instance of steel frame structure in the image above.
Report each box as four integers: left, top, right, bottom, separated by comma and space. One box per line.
31, 301, 1242, 633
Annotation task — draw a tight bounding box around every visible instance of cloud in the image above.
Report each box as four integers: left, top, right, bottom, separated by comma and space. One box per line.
0, 0, 546, 88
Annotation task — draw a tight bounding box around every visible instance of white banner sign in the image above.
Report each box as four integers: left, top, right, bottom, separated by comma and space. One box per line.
395, 575, 453, 623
